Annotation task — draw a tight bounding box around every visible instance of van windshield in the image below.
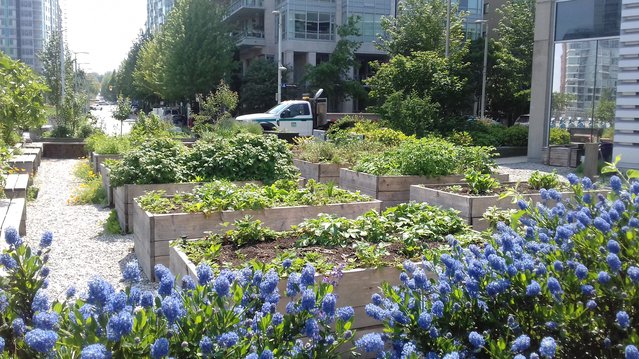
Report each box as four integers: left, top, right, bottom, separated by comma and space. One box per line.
266, 103, 288, 114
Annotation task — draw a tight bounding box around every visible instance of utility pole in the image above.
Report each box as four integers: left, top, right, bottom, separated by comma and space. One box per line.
60, 30, 65, 107
445, 0, 451, 58
475, 19, 489, 119
273, 10, 286, 104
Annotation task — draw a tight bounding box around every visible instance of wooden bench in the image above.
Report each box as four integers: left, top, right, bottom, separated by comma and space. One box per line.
2, 174, 29, 199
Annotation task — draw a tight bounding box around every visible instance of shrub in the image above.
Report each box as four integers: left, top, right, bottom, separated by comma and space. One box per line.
85, 133, 131, 155
0, 227, 355, 358
503, 124, 529, 146
109, 138, 187, 187
528, 170, 561, 190
550, 127, 570, 145
198, 118, 263, 140
470, 123, 506, 147
293, 137, 387, 165
359, 168, 639, 358
128, 112, 173, 146
353, 137, 496, 176
104, 210, 122, 234
68, 162, 107, 205
184, 133, 298, 184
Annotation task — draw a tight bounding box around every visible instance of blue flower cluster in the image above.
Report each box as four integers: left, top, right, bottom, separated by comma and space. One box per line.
360, 173, 639, 358
0, 225, 355, 358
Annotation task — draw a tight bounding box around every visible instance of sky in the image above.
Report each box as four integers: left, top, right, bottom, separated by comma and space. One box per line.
62, 0, 147, 75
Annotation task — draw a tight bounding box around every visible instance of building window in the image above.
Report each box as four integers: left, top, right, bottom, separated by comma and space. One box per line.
555, 0, 621, 41
292, 11, 334, 40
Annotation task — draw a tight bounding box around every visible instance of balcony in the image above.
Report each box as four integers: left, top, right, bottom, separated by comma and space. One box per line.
234, 31, 266, 48
225, 0, 264, 21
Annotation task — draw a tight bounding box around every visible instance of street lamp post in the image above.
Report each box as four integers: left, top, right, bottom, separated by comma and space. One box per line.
475, 19, 488, 119
272, 10, 286, 104
445, 0, 451, 58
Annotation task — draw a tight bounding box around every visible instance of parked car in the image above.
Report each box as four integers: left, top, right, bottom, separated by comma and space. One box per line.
514, 114, 530, 126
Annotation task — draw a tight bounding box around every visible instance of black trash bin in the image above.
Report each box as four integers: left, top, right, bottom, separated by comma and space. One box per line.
600, 142, 613, 162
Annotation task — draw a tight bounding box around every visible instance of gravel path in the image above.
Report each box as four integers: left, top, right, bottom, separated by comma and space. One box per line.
495, 157, 574, 183
24, 159, 151, 300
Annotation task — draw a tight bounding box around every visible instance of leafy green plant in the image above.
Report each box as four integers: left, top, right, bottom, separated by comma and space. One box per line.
184, 133, 299, 184
353, 241, 392, 268
27, 186, 39, 201
109, 138, 187, 187
140, 179, 370, 214
69, 162, 107, 205
528, 170, 561, 190
128, 112, 173, 146
104, 210, 122, 234
465, 170, 500, 195
219, 216, 277, 247
549, 127, 570, 145
85, 132, 131, 155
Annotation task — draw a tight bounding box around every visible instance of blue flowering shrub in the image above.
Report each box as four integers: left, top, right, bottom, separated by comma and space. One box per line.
359, 161, 639, 358
0, 228, 355, 358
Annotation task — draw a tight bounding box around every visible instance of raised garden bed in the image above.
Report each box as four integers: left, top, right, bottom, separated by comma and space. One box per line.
19, 147, 42, 169
99, 164, 113, 207
90, 153, 122, 174
8, 154, 37, 175
292, 159, 348, 184
134, 198, 381, 280
114, 182, 204, 233
0, 198, 26, 248
542, 145, 582, 167
410, 183, 606, 230
2, 174, 30, 199
339, 169, 509, 209
169, 244, 403, 330
38, 140, 86, 159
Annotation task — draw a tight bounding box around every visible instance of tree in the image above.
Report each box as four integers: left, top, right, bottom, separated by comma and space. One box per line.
595, 88, 616, 126
376, 0, 465, 57
38, 31, 73, 113
114, 95, 132, 136
366, 51, 470, 135
0, 52, 49, 144
116, 31, 156, 105
488, 0, 535, 122
134, 0, 235, 102
303, 16, 366, 111
552, 92, 575, 116
193, 81, 239, 134
239, 58, 279, 114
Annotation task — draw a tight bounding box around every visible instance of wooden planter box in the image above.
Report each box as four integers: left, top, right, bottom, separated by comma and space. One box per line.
542, 145, 582, 167
410, 184, 607, 231
339, 169, 509, 210
8, 155, 37, 175
91, 153, 122, 174
2, 174, 30, 199
134, 199, 382, 280
99, 164, 113, 207
114, 182, 203, 233
40, 141, 86, 159
292, 159, 348, 184
169, 243, 402, 331
0, 198, 27, 249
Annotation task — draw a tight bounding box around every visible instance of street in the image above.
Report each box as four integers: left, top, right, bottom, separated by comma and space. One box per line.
91, 105, 136, 136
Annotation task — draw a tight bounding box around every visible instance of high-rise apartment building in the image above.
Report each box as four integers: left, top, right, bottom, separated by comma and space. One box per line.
0, 0, 62, 72
146, 0, 175, 33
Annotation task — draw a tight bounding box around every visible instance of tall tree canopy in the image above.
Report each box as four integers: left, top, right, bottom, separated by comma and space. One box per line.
38, 31, 73, 110
488, 0, 535, 121
116, 31, 153, 102
0, 52, 48, 144
376, 0, 465, 57
134, 0, 235, 102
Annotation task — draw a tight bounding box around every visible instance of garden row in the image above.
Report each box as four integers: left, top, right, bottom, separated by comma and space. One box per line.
0, 142, 43, 245
0, 165, 633, 358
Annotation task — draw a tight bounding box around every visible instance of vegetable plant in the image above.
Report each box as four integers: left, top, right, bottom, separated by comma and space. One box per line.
465, 170, 500, 195
528, 170, 562, 190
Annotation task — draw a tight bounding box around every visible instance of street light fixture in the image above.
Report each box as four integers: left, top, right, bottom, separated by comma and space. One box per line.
475, 19, 488, 120
272, 10, 286, 104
